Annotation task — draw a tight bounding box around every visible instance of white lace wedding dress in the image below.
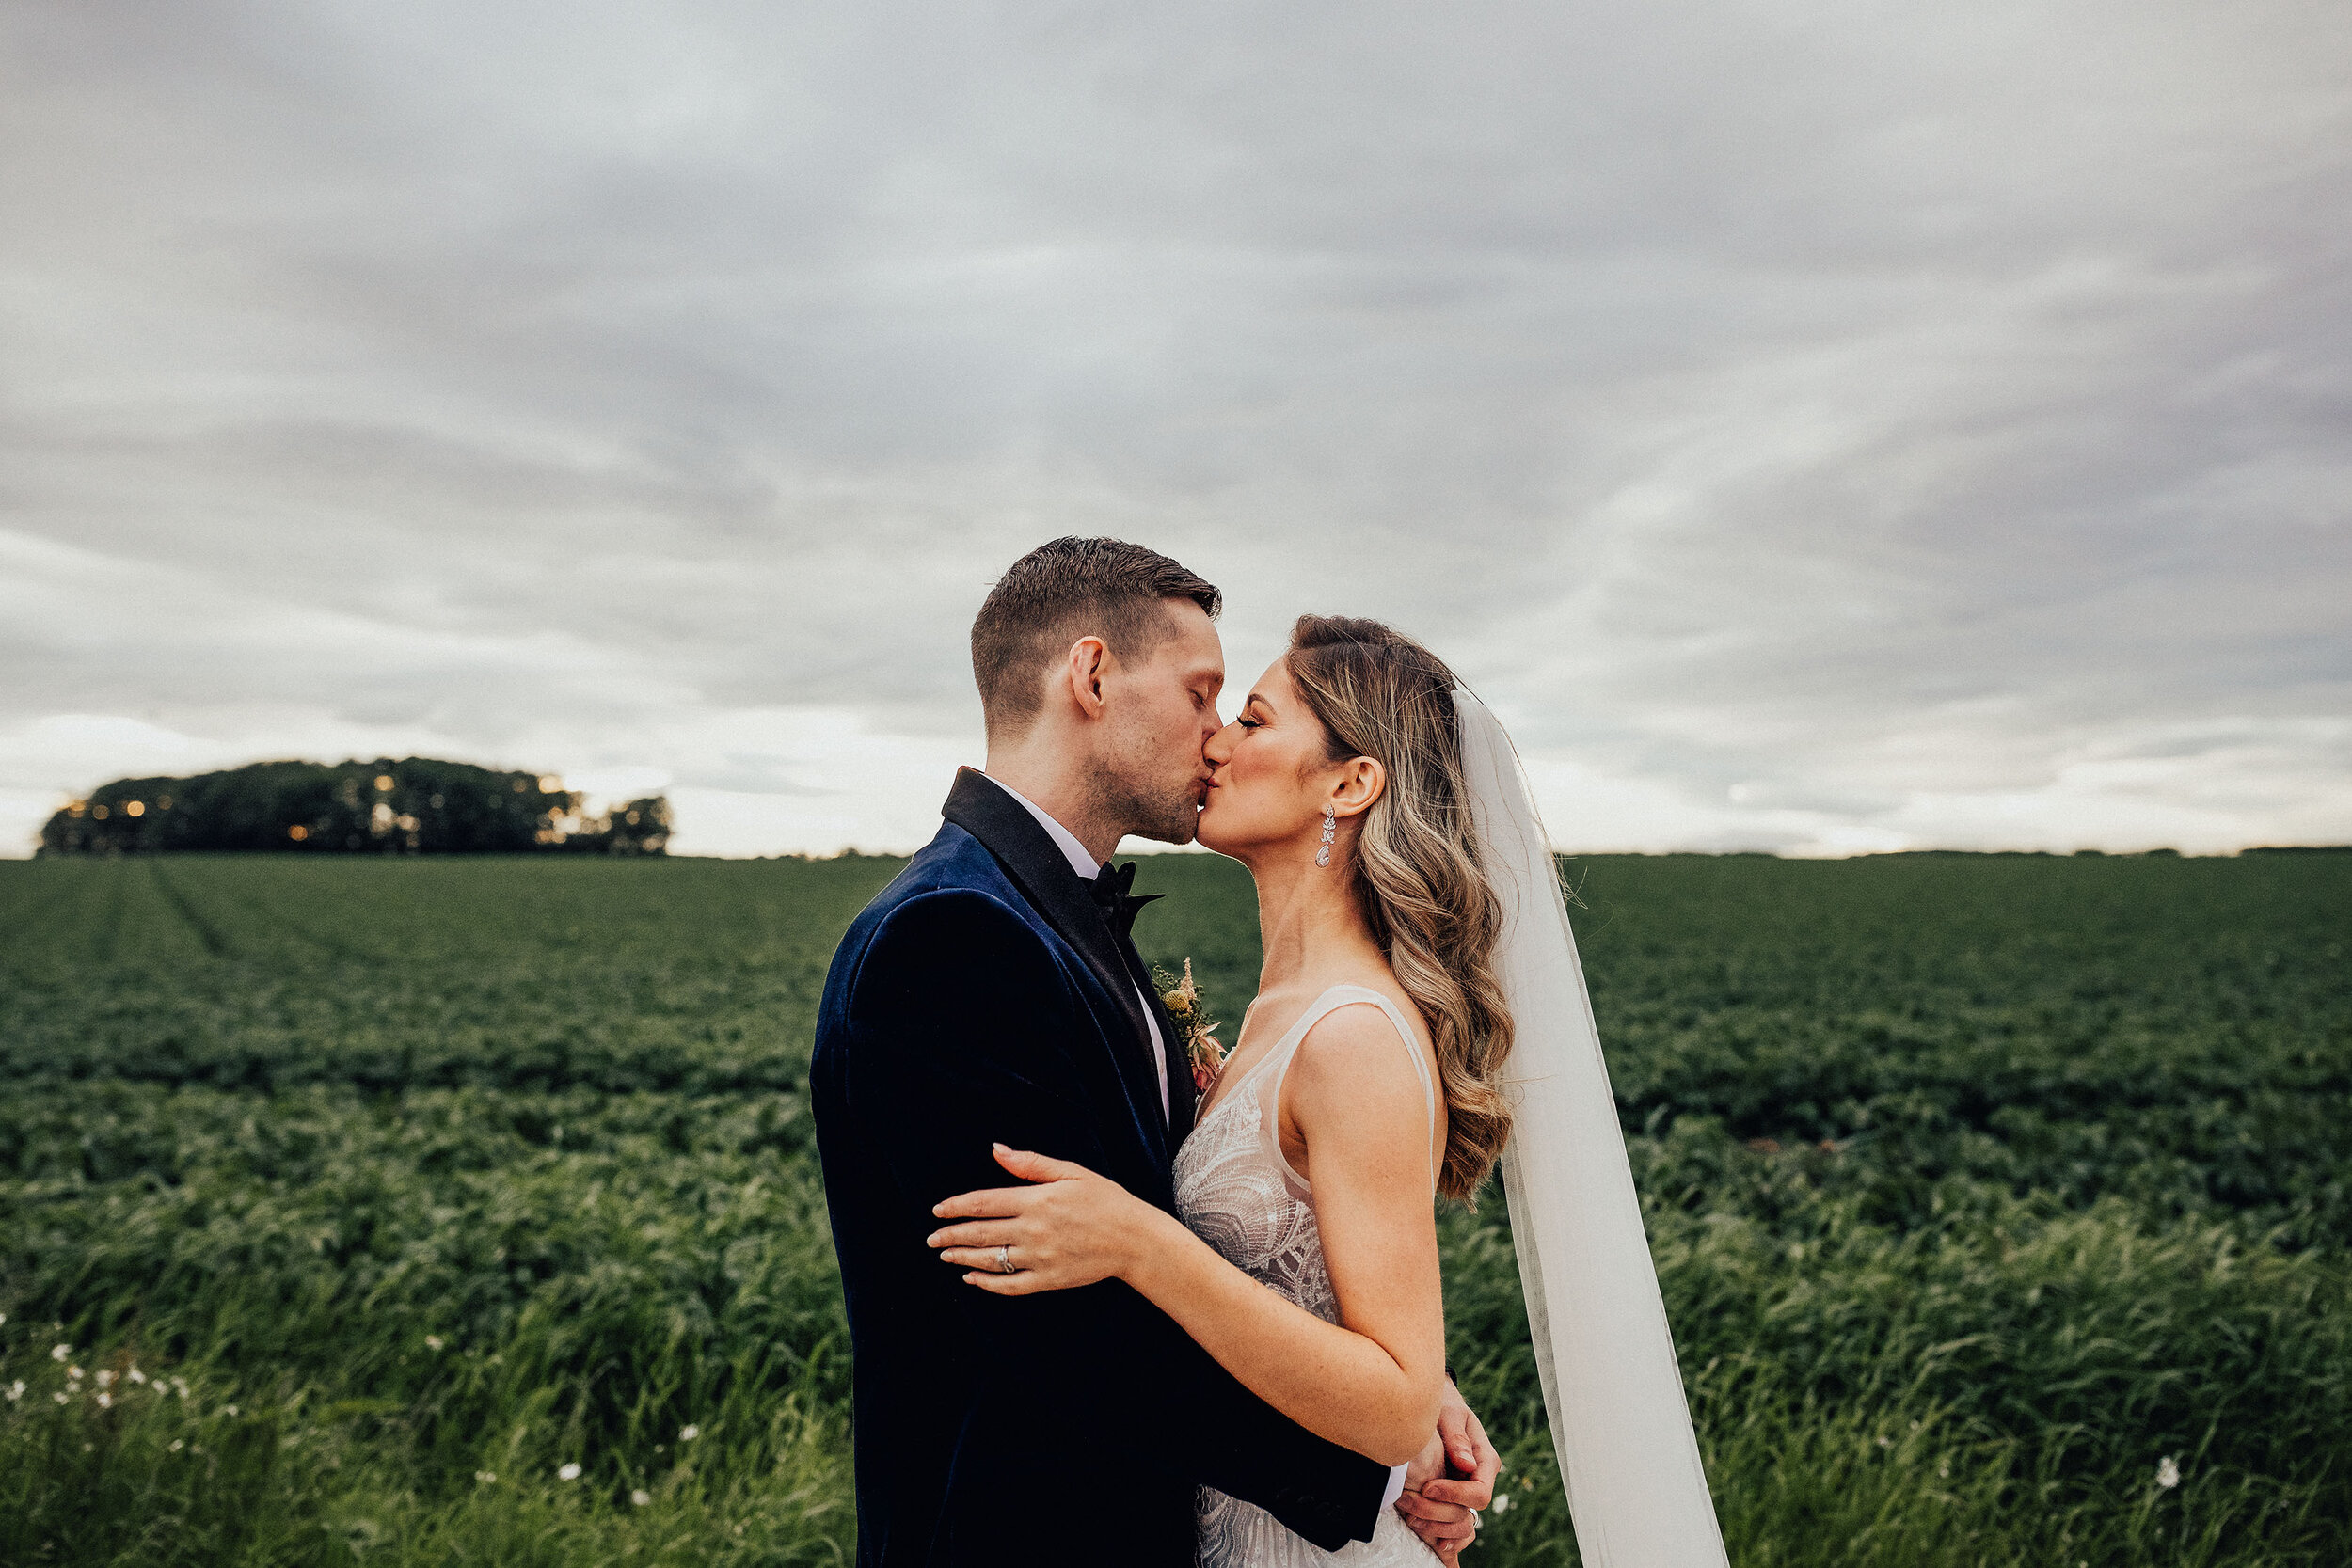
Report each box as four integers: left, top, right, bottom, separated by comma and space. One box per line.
1174, 984, 1441, 1568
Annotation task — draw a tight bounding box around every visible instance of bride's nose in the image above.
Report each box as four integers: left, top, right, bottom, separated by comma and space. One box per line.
1203, 720, 1240, 766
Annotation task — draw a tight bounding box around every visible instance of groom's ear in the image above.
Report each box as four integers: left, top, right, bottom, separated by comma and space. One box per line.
1060, 635, 1114, 721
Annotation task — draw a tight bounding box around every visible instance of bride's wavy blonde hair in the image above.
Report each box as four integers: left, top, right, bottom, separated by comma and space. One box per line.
1286, 615, 1514, 1204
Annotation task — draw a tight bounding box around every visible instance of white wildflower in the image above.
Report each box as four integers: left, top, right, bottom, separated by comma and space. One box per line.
678, 1424, 699, 1441
1491, 1493, 1512, 1513
2156, 1456, 2181, 1490
97, 1391, 114, 1408
127, 1367, 147, 1386
475, 1470, 497, 1483
51, 1344, 69, 1362
558, 1463, 581, 1481
424, 1335, 444, 1352
1875, 1435, 1891, 1449
53, 1392, 69, 1404
170, 1440, 185, 1452
67, 1365, 83, 1380
631, 1489, 652, 1507
97, 1370, 116, 1388
4, 1381, 23, 1402
221, 1403, 239, 1417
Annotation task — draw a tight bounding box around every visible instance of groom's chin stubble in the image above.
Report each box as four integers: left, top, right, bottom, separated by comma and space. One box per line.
1136, 795, 1203, 847
1137, 811, 1200, 847
1105, 771, 1205, 846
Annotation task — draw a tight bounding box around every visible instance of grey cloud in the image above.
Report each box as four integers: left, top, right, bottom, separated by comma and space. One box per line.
1, 0, 2347, 853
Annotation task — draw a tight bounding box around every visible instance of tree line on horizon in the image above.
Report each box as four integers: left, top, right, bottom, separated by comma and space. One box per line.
39, 758, 671, 857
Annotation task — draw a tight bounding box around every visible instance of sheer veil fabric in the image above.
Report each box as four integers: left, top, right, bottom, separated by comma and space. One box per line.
1454, 689, 1731, 1568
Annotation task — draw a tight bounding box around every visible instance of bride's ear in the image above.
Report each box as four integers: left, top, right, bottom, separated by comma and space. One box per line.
1329, 756, 1385, 818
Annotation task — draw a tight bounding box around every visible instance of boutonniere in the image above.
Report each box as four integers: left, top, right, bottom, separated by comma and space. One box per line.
1152, 958, 1227, 1092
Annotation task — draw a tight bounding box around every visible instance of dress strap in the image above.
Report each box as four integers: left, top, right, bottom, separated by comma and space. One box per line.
1263, 984, 1441, 1191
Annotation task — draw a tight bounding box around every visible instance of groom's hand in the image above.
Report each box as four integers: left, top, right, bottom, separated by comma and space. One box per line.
1395, 1381, 1500, 1558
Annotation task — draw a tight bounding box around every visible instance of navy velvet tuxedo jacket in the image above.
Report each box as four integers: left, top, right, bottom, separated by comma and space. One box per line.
812, 769, 1390, 1567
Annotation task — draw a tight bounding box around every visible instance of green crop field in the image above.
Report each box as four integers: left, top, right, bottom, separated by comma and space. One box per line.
2, 851, 2346, 1567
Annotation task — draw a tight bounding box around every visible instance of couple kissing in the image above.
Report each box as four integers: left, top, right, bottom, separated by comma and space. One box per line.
813, 537, 1727, 1568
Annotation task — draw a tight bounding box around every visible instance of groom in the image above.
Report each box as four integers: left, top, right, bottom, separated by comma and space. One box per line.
814, 538, 1497, 1566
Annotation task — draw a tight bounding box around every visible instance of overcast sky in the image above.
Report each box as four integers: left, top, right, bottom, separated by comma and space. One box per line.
4, 1, 2346, 858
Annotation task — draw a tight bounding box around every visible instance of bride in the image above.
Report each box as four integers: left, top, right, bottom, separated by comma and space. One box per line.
929, 615, 1729, 1568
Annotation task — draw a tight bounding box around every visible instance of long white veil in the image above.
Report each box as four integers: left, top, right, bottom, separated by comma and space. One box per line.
1455, 689, 1729, 1568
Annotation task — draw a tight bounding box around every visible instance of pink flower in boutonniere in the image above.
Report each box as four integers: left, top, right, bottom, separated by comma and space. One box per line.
1152, 958, 1227, 1092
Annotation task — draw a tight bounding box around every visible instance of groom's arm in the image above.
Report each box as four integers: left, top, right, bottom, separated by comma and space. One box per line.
849, 889, 1391, 1551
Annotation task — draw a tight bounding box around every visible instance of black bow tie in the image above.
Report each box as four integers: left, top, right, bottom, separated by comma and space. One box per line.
1089, 860, 1164, 939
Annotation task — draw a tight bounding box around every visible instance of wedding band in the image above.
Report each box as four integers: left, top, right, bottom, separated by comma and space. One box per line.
994, 1245, 1015, 1275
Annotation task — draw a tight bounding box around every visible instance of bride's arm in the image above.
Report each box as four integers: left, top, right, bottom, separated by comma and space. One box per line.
930, 1006, 1447, 1467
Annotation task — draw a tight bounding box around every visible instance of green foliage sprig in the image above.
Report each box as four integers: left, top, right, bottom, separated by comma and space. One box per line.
1151, 958, 1227, 1092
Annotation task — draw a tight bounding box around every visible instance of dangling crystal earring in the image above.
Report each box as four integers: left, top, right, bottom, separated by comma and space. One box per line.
1316, 805, 1336, 867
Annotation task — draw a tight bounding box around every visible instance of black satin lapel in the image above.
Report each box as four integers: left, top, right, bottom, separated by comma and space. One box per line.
941, 770, 1125, 986
941, 769, 1170, 1155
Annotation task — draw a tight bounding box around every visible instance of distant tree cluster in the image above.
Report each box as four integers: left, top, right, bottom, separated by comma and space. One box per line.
39, 759, 671, 857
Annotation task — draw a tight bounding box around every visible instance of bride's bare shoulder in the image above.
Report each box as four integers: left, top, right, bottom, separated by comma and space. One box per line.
1282, 981, 1441, 1127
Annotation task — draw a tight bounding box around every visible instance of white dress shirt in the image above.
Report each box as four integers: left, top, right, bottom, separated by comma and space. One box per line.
988, 777, 1171, 1122
985, 776, 1411, 1514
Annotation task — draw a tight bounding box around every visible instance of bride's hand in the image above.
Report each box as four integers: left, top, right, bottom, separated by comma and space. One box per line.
928, 1144, 1170, 1295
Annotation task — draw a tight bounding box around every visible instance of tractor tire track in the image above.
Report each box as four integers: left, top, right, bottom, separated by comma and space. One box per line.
148, 860, 235, 959
94, 863, 131, 964
215, 879, 382, 965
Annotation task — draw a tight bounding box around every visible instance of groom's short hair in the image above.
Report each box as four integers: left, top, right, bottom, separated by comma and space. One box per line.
973, 537, 1222, 736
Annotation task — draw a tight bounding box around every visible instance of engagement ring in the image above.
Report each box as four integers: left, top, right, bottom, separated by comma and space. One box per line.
994, 1245, 1015, 1275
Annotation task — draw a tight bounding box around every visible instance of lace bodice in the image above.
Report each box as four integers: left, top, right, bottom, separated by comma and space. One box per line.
1173, 985, 1440, 1567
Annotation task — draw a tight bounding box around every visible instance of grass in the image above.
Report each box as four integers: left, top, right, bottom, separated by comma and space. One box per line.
2, 849, 2346, 1565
